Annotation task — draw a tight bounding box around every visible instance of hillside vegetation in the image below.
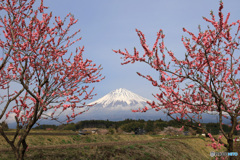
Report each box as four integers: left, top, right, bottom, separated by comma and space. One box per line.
0, 134, 230, 160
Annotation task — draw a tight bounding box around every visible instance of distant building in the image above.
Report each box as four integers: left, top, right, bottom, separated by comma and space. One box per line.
79, 128, 98, 135
46, 128, 53, 131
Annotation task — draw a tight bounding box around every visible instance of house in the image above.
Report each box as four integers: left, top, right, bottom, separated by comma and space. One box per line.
79, 130, 91, 135
46, 128, 53, 131
78, 128, 98, 135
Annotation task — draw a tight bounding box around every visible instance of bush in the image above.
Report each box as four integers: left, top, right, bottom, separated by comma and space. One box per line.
108, 128, 115, 135
60, 123, 76, 131
121, 122, 144, 133
0, 122, 9, 131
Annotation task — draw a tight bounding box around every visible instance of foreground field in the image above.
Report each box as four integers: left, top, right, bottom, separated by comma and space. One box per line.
0, 133, 239, 160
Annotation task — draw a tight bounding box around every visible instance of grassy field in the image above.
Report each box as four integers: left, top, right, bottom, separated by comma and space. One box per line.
0, 132, 239, 160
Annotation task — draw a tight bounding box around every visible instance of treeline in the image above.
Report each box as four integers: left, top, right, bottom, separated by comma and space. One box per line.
33, 119, 239, 135
33, 119, 167, 133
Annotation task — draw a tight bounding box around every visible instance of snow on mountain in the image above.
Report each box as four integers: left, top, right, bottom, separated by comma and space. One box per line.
72, 88, 222, 123
88, 88, 150, 108
69, 88, 162, 121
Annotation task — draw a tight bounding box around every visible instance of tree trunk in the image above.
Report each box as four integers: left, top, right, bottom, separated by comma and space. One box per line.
14, 149, 21, 160
228, 138, 233, 152
11, 140, 28, 160
14, 147, 26, 160
227, 139, 234, 160
20, 139, 28, 160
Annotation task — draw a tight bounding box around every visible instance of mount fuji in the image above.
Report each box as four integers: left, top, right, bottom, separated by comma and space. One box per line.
89, 88, 150, 109
73, 88, 222, 123
74, 88, 165, 121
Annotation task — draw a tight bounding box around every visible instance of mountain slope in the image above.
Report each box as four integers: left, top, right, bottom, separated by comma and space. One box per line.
73, 88, 162, 121
88, 88, 150, 108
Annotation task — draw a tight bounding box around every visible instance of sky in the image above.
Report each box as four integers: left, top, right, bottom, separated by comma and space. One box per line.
41, 0, 240, 102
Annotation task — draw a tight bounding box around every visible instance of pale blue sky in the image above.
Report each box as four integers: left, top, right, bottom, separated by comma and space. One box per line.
43, 0, 240, 102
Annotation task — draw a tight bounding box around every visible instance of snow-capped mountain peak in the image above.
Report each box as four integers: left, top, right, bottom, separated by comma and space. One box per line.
88, 88, 150, 108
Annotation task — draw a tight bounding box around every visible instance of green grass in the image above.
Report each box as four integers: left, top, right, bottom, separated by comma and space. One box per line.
1, 133, 237, 160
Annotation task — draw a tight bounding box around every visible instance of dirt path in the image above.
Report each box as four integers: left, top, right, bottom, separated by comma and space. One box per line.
0, 137, 199, 152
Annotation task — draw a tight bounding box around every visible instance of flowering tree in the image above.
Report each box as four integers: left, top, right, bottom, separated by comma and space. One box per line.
0, 0, 103, 159
114, 2, 240, 153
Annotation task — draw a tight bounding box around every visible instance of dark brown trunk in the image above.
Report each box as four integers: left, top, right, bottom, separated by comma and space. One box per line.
20, 139, 28, 160
14, 148, 21, 160
228, 139, 234, 152
7, 137, 27, 160
13, 144, 27, 160
227, 139, 234, 160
